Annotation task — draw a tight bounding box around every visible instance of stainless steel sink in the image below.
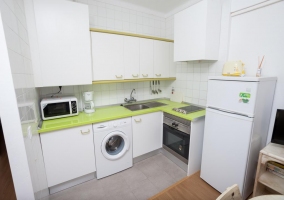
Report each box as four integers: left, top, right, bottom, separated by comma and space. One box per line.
124, 104, 150, 111
143, 102, 167, 108
123, 101, 167, 111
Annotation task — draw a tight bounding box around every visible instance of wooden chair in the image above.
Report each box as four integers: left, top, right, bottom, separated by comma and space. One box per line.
216, 184, 243, 200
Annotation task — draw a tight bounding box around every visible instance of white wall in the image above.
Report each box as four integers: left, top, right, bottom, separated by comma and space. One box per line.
0, 0, 48, 199
39, 81, 174, 110
165, 0, 231, 106
76, 0, 167, 38
228, 1, 284, 143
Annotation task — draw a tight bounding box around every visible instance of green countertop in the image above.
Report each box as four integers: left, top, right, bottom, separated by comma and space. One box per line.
39, 100, 206, 133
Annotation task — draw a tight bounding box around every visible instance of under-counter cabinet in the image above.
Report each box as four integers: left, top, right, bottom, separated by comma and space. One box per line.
25, 0, 92, 87
40, 125, 96, 192
174, 0, 222, 61
91, 32, 124, 81
132, 112, 163, 158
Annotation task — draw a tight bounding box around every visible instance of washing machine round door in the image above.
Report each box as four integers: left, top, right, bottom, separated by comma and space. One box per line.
101, 131, 130, 160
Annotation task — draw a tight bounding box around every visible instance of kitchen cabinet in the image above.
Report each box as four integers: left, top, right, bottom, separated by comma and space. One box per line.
124, 36, 140, 79
139, 38, 154, 78
26, 0, 92, 87
154, 41, 170, 78
231, 0, 267, 13
174, 0, 222, 61
169, 43, 176, 77
132, 112, 163, 158
91, 32, 124, 81
40, 125, 96, 187
91, 31, 175, 81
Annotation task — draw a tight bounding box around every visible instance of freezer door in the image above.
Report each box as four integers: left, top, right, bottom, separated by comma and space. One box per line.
200, 108, 253, 195
207, 80, 258, 117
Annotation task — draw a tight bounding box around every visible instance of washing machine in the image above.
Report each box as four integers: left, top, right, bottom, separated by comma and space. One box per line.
93, 117, 133, 179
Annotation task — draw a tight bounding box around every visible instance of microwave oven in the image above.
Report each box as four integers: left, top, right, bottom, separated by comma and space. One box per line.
40, 96, 78, 120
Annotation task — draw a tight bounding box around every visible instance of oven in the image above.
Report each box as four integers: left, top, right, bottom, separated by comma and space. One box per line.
163, 113, 191, 164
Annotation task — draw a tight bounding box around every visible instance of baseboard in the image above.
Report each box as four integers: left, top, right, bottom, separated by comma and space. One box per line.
49, 172, 95, 194
34, 188, 49, 199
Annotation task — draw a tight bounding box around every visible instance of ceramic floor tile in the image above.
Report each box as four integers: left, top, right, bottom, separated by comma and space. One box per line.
104, 189, 137, 200
97, 171, 130, 193
148, 170, 176, 191
128, 178, 154, 191
135, 159, 163, 178
45, 153, 185, 200
132, 181, 160, 200
119, 166, 147, 185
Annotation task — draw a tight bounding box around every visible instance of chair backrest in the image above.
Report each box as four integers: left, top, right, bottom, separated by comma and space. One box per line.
216, 184, 243, 200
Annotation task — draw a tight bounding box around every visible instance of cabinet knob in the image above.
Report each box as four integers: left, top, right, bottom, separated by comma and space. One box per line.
134, 118, 141, 122
116, 75, 123, 78
155, 74, 161, 77
80, 129, 90, 135
132, 74, 138, 77
142, 74, 148, 77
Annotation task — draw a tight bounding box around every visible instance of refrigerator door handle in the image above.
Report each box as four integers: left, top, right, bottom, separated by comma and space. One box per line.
207, 106, 253, 118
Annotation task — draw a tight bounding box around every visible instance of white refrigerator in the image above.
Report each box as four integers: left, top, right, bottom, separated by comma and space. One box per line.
200, 76, 276, 199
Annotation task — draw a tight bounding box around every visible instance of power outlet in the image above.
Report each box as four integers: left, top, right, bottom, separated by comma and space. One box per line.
27, 126, 32, 140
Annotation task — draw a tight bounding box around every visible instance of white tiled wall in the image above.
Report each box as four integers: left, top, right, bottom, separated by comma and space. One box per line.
165, 0, 231, 106
40, 81, 174, 110
0, 0, 48, 199
76, 0, 167, 38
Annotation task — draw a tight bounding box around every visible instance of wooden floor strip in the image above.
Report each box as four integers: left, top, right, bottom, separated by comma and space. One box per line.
149, 171, 221, 200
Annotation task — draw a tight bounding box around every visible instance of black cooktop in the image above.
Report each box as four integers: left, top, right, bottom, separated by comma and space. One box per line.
172, 105, 204, 114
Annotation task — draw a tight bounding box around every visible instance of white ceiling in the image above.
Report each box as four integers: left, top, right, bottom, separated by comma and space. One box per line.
117, 0, 196, 17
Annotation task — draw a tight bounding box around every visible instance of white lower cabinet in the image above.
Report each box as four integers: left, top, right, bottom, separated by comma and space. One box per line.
132, 112, 163, 158
40, 125, 96, 187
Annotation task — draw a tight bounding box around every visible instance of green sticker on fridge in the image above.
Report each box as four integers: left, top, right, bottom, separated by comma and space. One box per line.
239, 92, 250, 103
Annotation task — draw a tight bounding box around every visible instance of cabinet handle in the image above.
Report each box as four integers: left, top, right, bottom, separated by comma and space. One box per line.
142, 74, 148, 77
116, 75, 123, 78
81, 129, 90, 135
134, 118, 141, 122
155, 74, 161, 77
132, 74, 138, 77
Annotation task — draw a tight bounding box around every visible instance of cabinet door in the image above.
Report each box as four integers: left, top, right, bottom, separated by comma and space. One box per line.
154, 41, 169, 78
91, 32, 124, 80
139, 38, 154, 78
32, 0, 92, 86
124, 36, 140, 79
132, 112, 163, 158
169, 43, 176, 77
40, 125, 96, 187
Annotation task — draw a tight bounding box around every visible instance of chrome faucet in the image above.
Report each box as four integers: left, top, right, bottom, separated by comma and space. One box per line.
124, 89, 136, 103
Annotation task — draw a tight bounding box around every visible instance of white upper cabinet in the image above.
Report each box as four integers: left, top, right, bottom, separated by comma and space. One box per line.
154, 40, 170, 78
123, 36, 140, 79
169, 43, 176, 77
231, 0, 267, 12
91, 32, 174, 81
91, 32, 124, 81
27, 0, 92, 87
139, 38, 154, 78
174, 0, 222, 61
